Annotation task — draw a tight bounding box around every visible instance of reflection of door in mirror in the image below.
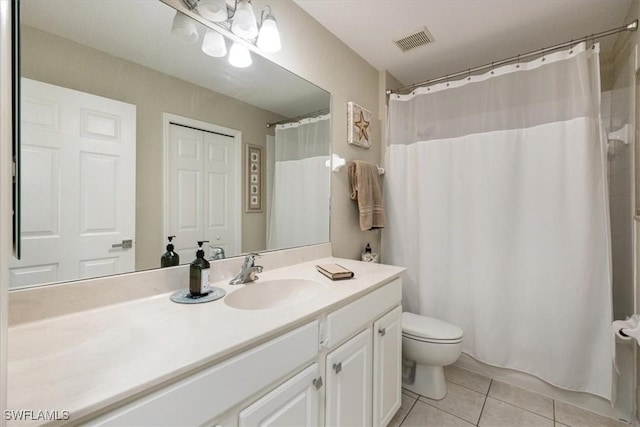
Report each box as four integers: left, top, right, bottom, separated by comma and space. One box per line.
166, 117, 241, 263
10, 79, 136, 288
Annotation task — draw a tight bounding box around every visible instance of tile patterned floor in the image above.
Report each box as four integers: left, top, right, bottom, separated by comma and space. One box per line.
389, 366, 629, 427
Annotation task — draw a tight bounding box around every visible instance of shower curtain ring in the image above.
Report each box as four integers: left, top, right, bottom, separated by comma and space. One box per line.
516, 55, 520, 69
541, 48, 546, 62
467, 69, 471, 81
446, 76, 450, 86
491, 62, 494, 74
569, 40, 573, 54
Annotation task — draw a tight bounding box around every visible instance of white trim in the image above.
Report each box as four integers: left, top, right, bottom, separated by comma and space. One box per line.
162, 113, 242, 255
0, 0, 11, 421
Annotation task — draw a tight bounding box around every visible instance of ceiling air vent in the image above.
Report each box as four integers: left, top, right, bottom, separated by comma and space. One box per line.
393, 27, 435, 53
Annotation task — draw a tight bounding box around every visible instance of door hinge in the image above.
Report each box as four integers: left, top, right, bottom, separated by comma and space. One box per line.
333, 362, 342, 374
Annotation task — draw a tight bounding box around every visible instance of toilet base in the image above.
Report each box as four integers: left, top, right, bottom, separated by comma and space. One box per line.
402, 363, 447, 400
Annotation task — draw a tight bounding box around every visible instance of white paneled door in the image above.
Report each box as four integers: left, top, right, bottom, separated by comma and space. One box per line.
9, 79, 136, 288
167, 123, 237, 258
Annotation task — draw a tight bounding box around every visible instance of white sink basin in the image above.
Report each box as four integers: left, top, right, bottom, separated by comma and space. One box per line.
224, 278, 323, 310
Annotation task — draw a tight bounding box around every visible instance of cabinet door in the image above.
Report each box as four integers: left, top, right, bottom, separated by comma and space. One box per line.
373, 306, 402, 427
239, 364, 320, 427
326, 328, 372, 427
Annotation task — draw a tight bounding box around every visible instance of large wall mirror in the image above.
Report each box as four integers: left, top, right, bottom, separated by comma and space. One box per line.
11, 0, 331, 289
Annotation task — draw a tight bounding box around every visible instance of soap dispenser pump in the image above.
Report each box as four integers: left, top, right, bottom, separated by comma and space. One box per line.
190, 241, 211, 297
161, 235, 180, 268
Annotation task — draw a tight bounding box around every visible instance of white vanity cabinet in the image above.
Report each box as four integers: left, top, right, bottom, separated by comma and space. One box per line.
238, 363, 320, 426
373, 306, 403, 427
324, 278, 403, 427
89, 321, 320, 426
325, 328, 373, 426
86, 278, 403, 427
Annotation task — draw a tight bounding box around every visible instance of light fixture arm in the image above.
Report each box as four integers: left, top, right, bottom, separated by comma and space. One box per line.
182, 0, 199, 10
180, 0, 248, 21
226, 0, 241, 21
260, 5, 275, 25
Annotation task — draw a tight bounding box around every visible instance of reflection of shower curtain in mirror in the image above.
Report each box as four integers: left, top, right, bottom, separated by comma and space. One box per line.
268, 115, 330, 250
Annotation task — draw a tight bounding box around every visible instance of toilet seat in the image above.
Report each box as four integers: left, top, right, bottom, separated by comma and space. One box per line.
402, 312, 463, 344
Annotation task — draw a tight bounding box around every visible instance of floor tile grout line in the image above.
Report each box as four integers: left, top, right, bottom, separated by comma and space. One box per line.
416, 394, 484, 426
477, 379, 492, 426
398, 396, 419, 427
485, 394, 555, 422
446, 378, 492, 396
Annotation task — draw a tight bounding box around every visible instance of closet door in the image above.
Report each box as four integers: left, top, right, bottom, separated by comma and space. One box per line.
167, 124, 237, 258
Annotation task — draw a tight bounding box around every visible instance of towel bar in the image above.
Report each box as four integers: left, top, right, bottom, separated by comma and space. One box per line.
325, 154, 384, 174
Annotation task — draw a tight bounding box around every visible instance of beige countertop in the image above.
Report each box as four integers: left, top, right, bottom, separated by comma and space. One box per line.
7, 257, 404, 425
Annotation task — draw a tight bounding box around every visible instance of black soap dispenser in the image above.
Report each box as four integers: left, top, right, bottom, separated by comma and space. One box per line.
161, 235, 180, 268
189, 241, 210, 297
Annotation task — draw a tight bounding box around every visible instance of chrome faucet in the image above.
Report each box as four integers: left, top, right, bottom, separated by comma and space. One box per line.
209, 246, 225, 261
229, 253, 263, 285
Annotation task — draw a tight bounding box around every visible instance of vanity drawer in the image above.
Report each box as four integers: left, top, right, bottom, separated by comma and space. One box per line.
325, 279, 401, 348
91, 321, 319, 426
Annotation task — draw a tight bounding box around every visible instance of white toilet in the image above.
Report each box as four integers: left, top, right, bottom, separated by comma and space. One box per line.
402, 312, 464, 400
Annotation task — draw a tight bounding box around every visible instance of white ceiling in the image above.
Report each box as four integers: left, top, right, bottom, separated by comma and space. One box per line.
293, 0, 634, 88
21, 0, 329, 118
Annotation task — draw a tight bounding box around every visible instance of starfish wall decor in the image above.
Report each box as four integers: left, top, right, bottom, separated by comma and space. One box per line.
347, 101, 372, 149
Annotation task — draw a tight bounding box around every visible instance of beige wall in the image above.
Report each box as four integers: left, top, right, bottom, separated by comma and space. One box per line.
21, 26, 286, 270
247, 0, 383, 259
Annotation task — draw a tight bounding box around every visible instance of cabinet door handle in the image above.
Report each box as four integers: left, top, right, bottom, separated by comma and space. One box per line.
333, 362, 342, 374
313, 376, 323, 390
379, 327, 386, 336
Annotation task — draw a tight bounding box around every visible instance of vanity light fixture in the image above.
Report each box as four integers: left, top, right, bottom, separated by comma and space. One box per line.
179, 0, 282, 67
202, 29, 227, 57
171, 10, 199, 43
231, 0, 259, 39
196, 0, 228, 22
256, 6, 281, 53
228, 41, 252, 67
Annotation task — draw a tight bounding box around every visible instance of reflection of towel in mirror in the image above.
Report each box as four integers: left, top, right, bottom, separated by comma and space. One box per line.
348, 160, 385, 231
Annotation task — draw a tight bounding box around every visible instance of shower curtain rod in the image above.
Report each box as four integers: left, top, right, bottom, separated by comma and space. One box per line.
386, 19, 638, 95
266, 108, 331, 128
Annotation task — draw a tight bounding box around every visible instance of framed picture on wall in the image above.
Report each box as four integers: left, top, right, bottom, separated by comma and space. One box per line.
246, 144, 263, 213
347, 101, 372, 149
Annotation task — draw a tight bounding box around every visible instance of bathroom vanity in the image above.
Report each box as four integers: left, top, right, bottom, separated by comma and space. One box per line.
7, 257, 404, 426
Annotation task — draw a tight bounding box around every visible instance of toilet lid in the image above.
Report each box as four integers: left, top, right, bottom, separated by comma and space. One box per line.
402, 312, 464, 341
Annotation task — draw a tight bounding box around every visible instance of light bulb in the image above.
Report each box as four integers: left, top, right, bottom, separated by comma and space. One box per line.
196, 0, 228, 22
231, 0, 258, 39
202, 29, 227, 57
257, 16, 281, 52
228, 42, 252, 68
171, 11, 199, 43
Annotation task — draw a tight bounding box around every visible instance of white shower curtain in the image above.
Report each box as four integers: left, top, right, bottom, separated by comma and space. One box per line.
267, 115, 330, 250
383, 43, 613, 399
